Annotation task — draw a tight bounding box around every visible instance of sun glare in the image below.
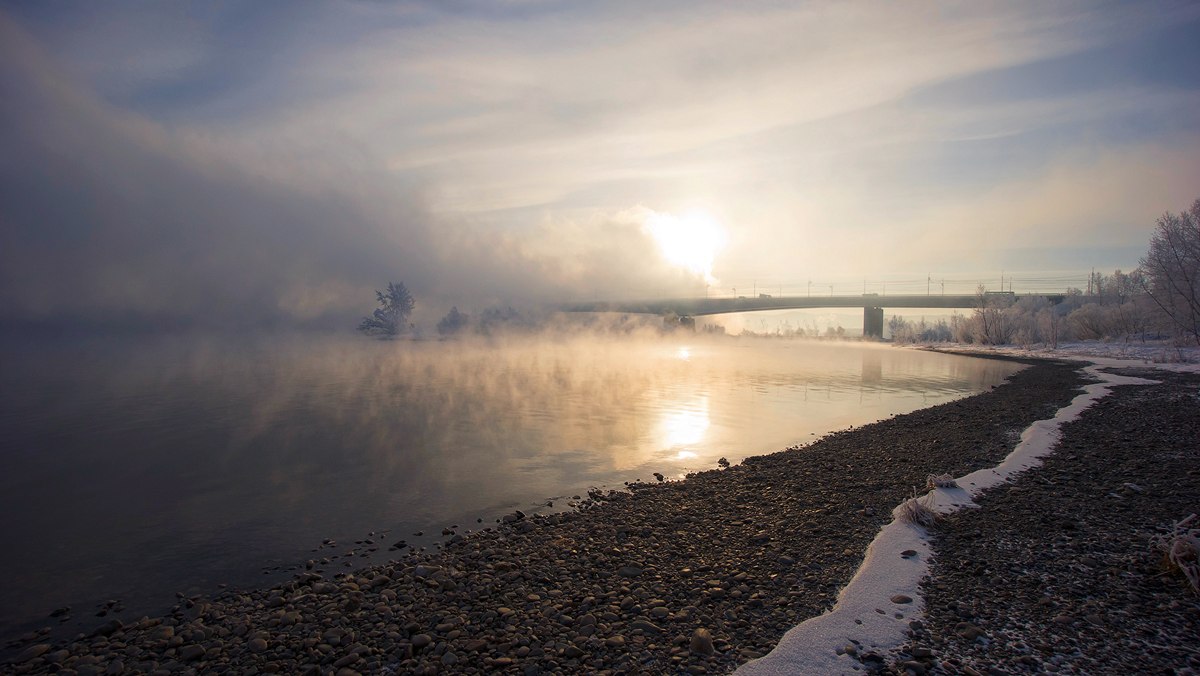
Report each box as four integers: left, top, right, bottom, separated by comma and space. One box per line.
643, 209, 727, 284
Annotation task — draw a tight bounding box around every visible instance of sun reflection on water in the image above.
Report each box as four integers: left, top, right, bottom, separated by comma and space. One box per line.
657, 396, 710, 454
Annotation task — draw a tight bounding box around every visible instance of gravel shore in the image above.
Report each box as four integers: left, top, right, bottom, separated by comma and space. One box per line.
887, 367, 1200, 676
6, 358, 1087, 675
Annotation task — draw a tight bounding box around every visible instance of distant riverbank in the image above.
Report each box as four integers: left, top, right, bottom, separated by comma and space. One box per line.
6, 355, 1088, 673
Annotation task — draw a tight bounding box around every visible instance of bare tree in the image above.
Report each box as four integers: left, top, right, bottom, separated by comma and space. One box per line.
358, 282, 415, 337
972, 285, 1014, 344
1139, 199, 1200, 345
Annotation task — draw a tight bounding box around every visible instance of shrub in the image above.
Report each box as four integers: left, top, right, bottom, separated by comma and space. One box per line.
1153, 514, 1200, 595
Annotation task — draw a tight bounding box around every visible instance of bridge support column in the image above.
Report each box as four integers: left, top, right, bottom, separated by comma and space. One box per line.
863, 306, 884, 339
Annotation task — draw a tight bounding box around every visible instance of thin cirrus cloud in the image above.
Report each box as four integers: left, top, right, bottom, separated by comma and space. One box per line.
1, 1, 1199, 329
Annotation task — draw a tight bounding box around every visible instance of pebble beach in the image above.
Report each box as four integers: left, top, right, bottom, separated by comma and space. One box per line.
6, 355, 1198, 675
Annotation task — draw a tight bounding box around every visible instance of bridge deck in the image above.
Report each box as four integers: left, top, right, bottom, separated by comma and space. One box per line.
563, 294, 1064, 316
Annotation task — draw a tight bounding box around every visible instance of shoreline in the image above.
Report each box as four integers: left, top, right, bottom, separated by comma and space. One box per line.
6, 355, 1090, 674
738, 360, 1161, 674
886, 365, 1200, 675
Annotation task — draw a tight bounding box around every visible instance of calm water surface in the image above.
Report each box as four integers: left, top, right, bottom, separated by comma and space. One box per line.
0, 333, 1021, 638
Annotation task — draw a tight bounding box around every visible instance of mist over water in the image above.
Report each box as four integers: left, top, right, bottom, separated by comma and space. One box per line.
0, 332, 1020, 639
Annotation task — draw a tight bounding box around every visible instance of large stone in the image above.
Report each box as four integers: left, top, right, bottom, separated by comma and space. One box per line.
179, 644, 206, 661
629, 620, 662, 634
16, 644, 50, 662
690, 628, 715, 655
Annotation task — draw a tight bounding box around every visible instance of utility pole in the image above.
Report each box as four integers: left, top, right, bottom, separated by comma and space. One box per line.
941, 279, 945, 296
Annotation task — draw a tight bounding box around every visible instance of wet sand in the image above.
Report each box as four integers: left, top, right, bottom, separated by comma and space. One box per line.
6, 357, 1088, 675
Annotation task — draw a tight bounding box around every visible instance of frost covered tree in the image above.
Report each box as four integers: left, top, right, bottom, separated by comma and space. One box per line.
436, 306, 470, 336
1139, 199, 1200, 345
972, 285, 1014, 345
358, 282, 415, 337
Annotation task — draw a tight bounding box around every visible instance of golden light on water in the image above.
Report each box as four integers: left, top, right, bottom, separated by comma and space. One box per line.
658, 396, 710, 451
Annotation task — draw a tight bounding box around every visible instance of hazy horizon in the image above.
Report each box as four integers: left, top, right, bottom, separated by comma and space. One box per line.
3, 1, 1199, 330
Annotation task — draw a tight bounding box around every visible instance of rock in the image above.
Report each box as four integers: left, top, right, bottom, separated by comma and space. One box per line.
900, 550, 918, 558
248, 638, 268, 652
690, 628, 715, 655
1052, 614, 1074, 625
442, 651, 458, 666
618, 565, 643, 577
718, 457, 730, 468
411, 633, 432, 649
891, 594, 913, 604
563, 644, 584, 658
16, 644, 51, 662
179, 644, 206, 661
605, 636, 625, 648
630, 619, 662, 634
90, 619, 123, 637
954, 622, 985, 640
412, 565, 441, 579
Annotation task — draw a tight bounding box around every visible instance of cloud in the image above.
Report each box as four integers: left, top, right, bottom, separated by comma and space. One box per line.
0, 12, 709, 329
3, 2, 1200, 328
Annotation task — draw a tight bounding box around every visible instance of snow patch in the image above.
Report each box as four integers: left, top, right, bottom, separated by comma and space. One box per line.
736, 364, 1157, 675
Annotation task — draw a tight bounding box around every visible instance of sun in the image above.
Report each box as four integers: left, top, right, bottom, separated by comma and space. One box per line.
642, 208, 727, 284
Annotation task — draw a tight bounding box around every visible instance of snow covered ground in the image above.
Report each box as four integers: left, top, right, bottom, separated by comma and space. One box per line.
930, 340, 1200, 372
736, 342, 1194, 675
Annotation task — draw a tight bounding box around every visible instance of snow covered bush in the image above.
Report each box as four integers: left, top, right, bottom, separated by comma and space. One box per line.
925, 473, 958, 489
893, 491, 938, 528
1153, 514, 1200, 595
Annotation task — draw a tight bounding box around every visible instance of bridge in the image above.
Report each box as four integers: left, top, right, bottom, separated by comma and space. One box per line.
563, 293, 1070, 338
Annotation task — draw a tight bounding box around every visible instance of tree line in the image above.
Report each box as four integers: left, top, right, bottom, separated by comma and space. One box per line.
890, 197, 1200, 347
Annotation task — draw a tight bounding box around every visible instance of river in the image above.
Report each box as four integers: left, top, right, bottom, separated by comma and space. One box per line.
0, 332, 1021, 639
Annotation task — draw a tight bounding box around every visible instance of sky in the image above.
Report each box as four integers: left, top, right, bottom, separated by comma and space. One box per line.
2, 0, 1199, 329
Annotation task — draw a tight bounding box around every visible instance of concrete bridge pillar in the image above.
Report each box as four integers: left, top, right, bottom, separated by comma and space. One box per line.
863, 306, 884, 338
